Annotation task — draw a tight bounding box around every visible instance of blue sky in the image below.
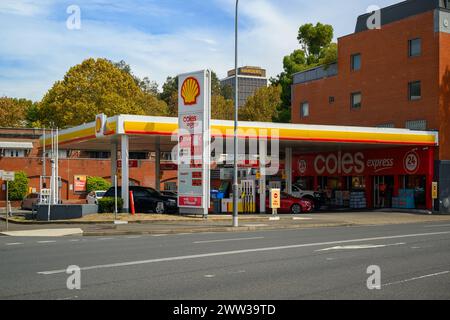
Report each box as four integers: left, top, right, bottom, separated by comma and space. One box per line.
0, 0, 399, 101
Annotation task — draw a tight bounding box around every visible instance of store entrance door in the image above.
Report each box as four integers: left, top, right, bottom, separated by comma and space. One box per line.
373, 176, 394, 208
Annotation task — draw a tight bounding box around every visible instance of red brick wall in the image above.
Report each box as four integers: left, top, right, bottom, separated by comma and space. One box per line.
292, 11, 448, 159
439, 32, 450, 160
0, 157, 177, 203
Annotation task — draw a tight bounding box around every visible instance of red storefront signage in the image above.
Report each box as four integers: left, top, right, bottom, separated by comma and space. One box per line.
117, 160, 139, 168
293, 148, 431, 177
178, 196, 202, 207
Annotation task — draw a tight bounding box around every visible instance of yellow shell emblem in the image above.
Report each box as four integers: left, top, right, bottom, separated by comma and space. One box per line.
181, 77, 201, 105
95, 117, 102, 133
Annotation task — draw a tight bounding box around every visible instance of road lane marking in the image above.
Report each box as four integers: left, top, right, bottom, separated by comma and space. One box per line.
383, 271, 450, 287
316, 242, 405, 252
204, 275, 216, 278
193, 237, 264, 244
424, 224, 450, 228
6, 242, 23, 246
98, 238, 113, 241
37, 241, 56, 244
37, 230, 450, 275
69, 239, 80, 242
293, 217, 313, 220
125, 236, 142, 239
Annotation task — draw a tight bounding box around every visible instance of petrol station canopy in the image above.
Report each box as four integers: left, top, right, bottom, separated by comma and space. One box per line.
41, 114, 439, 152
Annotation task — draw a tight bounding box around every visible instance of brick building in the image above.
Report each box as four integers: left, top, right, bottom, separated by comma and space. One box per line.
0, 127, 176, 204
291, 0, 450, 212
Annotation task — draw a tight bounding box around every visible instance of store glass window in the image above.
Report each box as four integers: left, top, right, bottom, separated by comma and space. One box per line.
409, 81, 421, 101
409, 38, 421, 57
351, 92, 362, 109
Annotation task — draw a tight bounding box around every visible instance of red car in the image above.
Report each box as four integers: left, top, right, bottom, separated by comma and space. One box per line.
264, 192, 314, 214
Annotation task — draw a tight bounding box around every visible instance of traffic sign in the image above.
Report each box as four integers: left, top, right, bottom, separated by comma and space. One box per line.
0, 171, 15, 181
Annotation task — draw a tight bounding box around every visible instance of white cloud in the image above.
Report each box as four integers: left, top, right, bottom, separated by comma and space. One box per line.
0, 0, 53, 16
0, 0, 403, 101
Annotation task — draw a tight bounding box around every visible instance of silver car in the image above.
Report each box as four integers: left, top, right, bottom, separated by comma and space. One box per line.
21, 193, 40, 210
86, 190, 106, 205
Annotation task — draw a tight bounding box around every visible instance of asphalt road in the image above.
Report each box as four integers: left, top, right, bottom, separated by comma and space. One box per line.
1, 221, 450, 300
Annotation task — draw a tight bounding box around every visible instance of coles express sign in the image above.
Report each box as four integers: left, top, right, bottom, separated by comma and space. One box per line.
293, 148, 429, 176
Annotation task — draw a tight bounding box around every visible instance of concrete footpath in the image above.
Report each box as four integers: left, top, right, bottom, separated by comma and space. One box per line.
1, 211, 450, 236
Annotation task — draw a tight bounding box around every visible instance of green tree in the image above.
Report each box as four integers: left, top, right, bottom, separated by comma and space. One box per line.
7, 171, 29, 201
211, 95, 234, 120
160, 76, 178, 117
239, 86, 282, 122
0, 97, 35, 128
273, 23, 337, 123
86, 176, 112, 193
36, 58, 168, 128
112, 60, 159, 95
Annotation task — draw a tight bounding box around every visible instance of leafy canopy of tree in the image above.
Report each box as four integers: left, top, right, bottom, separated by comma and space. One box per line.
36, 58, 169, 128
7, 171, 29, 201
86, 176, 112, 193
273, 22, 337, 123
0, 97, 36, 128
239, 85, 282, 122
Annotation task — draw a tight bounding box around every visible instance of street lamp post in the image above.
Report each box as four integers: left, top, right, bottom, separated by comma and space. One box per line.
232, 0, 239, 227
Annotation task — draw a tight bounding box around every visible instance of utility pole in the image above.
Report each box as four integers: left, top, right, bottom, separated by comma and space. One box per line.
232, 0, 240, 227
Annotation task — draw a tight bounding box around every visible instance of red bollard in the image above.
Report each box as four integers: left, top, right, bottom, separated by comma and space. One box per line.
129, 191, 135, 215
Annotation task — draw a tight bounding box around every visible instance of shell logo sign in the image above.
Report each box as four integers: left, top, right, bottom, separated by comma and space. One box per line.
95, 117, 102, 134
181, 77, 200, 105
95, 114, 107, 137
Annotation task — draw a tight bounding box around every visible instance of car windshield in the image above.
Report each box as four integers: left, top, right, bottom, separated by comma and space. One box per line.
96, 191, 106, 197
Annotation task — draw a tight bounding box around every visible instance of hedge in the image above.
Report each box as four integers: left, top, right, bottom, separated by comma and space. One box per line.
7, 171, 29, 201
86, 176, 111, 193
98, 197, 123, 213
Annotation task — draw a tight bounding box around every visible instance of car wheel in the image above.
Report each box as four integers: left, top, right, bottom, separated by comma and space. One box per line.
291, 204, 301, 214
302, 197, 316, 212
155, 202, 165, 214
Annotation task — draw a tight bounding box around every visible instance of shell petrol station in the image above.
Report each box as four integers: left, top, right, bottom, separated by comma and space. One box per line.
41, 70, 440, 216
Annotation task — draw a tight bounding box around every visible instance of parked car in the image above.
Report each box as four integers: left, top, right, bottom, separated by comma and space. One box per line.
21, 193, 40, 210
103, 186, 178, 214
291, 184, 322, 202
264, 192, 314, 214
160, 190, 178, 197
86, 190, 107, 205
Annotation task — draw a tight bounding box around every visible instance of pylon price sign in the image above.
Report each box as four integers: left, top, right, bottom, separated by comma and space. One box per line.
177, 70, 211, 214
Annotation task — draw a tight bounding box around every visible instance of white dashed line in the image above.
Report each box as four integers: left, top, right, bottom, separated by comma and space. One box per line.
194, 237, 264, 244
37, 241, 56, 244
383, 271, 450, 287
6, 242, 23, 246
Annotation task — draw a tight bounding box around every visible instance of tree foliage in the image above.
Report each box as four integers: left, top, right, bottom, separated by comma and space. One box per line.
7, 171, 29, 201
239, 86, 281, 122
36, 58, 168, 128
273, 22, 337, 123
0, 97, 35, 128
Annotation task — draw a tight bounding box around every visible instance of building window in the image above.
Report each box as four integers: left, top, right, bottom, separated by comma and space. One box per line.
351, 92, 362, 109
408, 81, 421, 100
301, 102, 309, 118
3, 149, 25, 158
377, 123, 395, 128
329, 96, 335, 104
409, 38, 421, 57
406, 120, 427, 131
351, 54, 361, 71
